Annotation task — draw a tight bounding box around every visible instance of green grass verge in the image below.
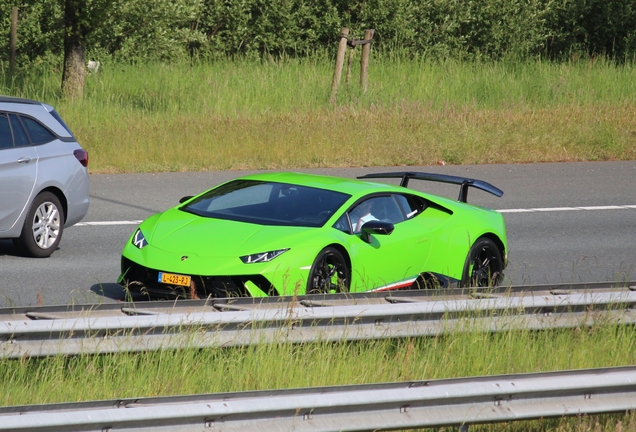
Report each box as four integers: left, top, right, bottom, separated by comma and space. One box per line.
2, 56, 636, 173
1, 321, 635, 430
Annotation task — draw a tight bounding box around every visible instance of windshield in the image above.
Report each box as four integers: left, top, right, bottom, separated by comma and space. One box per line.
182, 180, 351, 227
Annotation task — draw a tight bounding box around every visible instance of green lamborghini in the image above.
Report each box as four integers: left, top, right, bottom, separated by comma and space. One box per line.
119, 171, 507, 299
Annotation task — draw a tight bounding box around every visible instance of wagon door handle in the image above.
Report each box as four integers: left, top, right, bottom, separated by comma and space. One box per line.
17, 157, 33, 163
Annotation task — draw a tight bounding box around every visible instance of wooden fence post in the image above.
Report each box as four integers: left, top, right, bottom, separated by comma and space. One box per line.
346, 45, 354, 87
360, 29, 374, 94
330, 28, 349, 105
10, 7, 18, 74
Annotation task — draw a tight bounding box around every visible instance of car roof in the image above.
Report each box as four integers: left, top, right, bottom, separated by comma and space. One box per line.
238, 172, 402, 196
0, 95, 71, 138
0, 96, 42, 105
236, 171, 486, 214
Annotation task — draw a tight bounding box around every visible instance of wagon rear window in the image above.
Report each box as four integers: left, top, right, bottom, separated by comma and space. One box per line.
21, 117, 56, 145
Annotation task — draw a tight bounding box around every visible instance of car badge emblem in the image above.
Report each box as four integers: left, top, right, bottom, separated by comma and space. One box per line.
181, 256, 189, 261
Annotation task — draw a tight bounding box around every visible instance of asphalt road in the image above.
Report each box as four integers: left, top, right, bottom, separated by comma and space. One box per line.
1, 161, 635, 307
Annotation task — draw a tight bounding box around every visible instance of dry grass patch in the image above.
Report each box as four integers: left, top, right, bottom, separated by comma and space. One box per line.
5, 57, 636, 173
74, 102, 636, 173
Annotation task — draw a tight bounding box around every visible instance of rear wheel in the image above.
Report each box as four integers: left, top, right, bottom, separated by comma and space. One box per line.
15, 192, 64, 258
461, 237, 504, 288
307, 247, 350, 294
412, 272, 443, 290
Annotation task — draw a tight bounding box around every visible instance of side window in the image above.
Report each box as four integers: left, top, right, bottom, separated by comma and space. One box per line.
348, 196, 405, 234
50, 109, 74, 135
20, 116, 56, 145
333, 213, 352, 234
9, 114, 30, 147
0, 114, 13, 149
395, 194, 427, 219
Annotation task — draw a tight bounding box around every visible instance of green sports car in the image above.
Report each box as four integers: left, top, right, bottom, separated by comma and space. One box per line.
119, 171, 507, 299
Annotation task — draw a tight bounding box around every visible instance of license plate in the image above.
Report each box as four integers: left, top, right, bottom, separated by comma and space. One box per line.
158, 272, 191, 287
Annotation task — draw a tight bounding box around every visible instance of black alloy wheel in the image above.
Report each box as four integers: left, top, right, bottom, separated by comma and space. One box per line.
461, 237, 504, 288
307, 247, 351, 294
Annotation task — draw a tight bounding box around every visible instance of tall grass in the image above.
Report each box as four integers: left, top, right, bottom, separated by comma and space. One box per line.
1, 297, 635, 430
2, 56, 636, 172
1, 322, 635, 412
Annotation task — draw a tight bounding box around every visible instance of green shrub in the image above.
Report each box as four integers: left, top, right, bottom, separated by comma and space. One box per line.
2, 0, 636, 65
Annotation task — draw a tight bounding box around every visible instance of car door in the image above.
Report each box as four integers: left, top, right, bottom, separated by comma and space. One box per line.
0, 113, 38, 232
344, 194, 432, 291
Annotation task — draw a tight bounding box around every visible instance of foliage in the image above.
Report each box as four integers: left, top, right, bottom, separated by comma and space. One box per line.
0, 0, 63, 65
2, 0, 636, 65
197, 0, 558, 60
0, 0, 205, 64
199, 0, 341, 59
63, 0, 112, 45
89, 0, 205, 61
410, 0, 556, 59
545, 0, 636, 60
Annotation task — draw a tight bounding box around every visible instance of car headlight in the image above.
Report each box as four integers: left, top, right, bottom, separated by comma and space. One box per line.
132, 229, 148, 249
240, 248, 289, 263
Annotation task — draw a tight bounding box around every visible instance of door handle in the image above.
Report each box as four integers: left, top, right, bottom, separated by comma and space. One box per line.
17, 157, 32, 163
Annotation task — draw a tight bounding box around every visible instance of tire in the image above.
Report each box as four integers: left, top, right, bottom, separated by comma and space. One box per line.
412, 272, 443, 290
461, 237, 504, 288
15, 192, 64, 258
307, 247, 351, 294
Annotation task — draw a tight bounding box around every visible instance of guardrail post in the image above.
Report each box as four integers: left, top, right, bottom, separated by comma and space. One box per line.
330, 28, 349, 104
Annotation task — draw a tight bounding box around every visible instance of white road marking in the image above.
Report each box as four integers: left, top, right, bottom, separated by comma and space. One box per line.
74, 205, 636, 227
75, 220, 143, 226
497, 205, 636, 213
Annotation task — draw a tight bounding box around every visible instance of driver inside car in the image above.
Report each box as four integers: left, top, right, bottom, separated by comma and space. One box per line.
350, 200, 379, 233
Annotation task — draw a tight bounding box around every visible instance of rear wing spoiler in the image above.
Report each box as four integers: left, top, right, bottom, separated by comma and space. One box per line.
357, 171, 503, 203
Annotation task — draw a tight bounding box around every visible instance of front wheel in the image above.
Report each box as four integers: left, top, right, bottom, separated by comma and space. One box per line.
307, 247, 351, 294
15, 192, 64, 258
461, 237, 504, 288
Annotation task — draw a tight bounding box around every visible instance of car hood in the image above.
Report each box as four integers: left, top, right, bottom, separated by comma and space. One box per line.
144, 209, 317, 257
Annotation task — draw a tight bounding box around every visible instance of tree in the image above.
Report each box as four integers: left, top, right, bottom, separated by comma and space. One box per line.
61, 0, 109, 100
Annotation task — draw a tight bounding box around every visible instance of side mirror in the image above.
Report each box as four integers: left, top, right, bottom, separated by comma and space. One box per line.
361, 220, 394, 243
179, 196, 194, 204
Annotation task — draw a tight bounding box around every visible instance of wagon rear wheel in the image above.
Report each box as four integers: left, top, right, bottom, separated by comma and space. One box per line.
15, 192, 64, 258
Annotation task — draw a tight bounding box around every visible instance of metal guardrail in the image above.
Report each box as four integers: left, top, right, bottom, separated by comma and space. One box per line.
0, 281, 635, 358
1, 366, 636, 431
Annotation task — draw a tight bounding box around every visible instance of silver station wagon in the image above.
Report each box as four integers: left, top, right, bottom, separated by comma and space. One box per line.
0, 96, 90, 257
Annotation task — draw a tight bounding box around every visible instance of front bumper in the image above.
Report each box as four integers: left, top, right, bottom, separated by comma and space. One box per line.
119, 256, 278, 299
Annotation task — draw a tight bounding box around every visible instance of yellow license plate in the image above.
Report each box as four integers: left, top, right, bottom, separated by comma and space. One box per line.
158, 272, 191, 287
